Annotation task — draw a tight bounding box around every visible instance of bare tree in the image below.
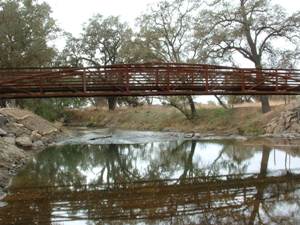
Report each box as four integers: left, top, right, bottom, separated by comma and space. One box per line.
198, 0, 300, 113
137, 0, 201, 119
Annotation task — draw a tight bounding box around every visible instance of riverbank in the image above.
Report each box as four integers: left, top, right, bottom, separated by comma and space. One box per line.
67, 102, 290, 136
0, 108, 62, 194
2, 101, 300, 197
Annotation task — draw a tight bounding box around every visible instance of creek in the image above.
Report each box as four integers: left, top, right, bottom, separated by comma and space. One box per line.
1, 129, 300, 225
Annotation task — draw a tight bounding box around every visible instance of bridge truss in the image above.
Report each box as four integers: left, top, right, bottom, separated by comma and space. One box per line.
0, 63, 300, 99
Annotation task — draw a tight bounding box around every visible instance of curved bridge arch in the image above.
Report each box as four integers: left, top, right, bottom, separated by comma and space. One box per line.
0, 63, 300, 99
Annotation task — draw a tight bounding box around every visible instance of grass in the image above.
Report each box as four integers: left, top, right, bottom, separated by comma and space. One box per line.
66, 104, 275, 136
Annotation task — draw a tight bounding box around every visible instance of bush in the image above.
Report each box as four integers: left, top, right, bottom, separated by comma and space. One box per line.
21, 98, 87, 122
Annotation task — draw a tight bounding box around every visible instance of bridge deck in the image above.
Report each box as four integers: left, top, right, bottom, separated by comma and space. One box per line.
0, 63, 300, 98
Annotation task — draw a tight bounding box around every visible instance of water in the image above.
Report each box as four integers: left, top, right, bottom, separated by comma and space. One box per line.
1, 131, 300, 225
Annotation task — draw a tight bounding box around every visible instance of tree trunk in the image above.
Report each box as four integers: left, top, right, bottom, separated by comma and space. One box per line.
215, 95, 228, 109
260, 96, 271, 113
107, 97, 117, 111
241, 2, 271, 115
187, 95, 197, 119
255, 66, 271, 114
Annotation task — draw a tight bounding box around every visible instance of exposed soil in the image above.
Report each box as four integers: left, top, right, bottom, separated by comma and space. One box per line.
0, 108, 62, 195
66, 101, 292, 136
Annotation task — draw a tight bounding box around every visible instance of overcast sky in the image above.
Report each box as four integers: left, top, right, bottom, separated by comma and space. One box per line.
44, 0, 300, 36
45, 0, 160, 35
43, 0, 299, 103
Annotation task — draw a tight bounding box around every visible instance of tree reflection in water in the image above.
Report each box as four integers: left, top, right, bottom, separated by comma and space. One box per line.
1, 140, 300, 225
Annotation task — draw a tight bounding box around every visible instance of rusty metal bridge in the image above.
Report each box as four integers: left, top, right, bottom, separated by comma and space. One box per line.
0, 63, 300, 99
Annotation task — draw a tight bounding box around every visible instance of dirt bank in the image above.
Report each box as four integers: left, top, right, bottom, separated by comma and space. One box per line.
67, 102, 293, 136
0, 108, 62, 194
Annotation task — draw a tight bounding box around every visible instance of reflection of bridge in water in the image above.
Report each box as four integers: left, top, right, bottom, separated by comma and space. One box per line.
1, 63, 300, 99
1, 172, 300, 225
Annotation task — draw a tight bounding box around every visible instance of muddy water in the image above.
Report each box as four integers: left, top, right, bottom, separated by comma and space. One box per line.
1, 130, 300, 225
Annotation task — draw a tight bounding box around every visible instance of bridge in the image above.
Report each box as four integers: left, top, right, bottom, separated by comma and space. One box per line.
0, 63, 300, 99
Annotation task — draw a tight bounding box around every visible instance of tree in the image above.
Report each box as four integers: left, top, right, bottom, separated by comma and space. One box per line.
0, 0, 84, 121
82, 15, 132, 66
198, 0, 300, 113
0, 0, 59, 109
214, 95, 229, 109
137, 0, 201, 119
119, 36, 162, 63
56, 32, 85, 67
60, 31, 151, 110
83, 15, 133, 111
60, 15, 133, 111
0, 0, 57, 68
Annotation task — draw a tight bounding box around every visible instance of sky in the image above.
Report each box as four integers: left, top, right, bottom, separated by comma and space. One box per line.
45, 0, 160, 36
44, 0, 300, 36
43, 0, 300, 103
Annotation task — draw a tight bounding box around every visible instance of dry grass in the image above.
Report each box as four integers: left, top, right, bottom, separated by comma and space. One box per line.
66, 101, 291, 136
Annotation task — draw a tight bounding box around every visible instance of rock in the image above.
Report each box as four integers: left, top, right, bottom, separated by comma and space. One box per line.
265, 106, 300, 136
16, 136, 32, 148
0, 115, 8, 126
162, 128, 171, 132
13, 123, 24, 128
229, 135, 248, 141
89, 134, 112, 141
41, 136, 48, 142
184, 132, 196, 139
0, 129, 7, 137
6, 123, 27, 137
2, 137, 15, 145
32, 141, 44, 149
31, 131, 42, 142
6, 133, 15, 138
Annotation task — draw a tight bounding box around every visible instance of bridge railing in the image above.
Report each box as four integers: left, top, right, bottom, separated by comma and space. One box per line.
0, 63, 300, 98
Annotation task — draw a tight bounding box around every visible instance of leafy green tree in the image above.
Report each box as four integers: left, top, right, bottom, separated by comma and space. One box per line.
198, 0, 300, 113
0, 0, 57, 68
0, 0, 58, 108
82, 15, 132, 66
0, 0, 86, 121
56, 32, 85, 67
83, 15, 133, 110
0, 0, 55, 116
60, 15, 134, 111
119, 36, 162, 63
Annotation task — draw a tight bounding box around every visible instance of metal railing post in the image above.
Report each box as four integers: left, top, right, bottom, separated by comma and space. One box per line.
275, 70, 278, 91
39, 75, 43, 94
126, 67, 130, 93
167, 65, 170, 92
82, 69, 87, 93
205, 67, 209, 92
241, 69, 245, 91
